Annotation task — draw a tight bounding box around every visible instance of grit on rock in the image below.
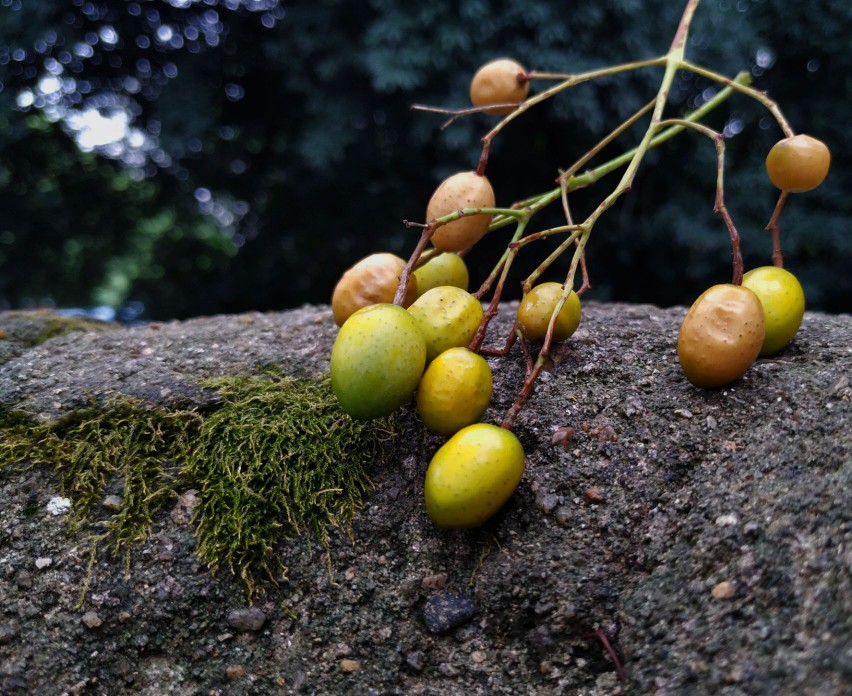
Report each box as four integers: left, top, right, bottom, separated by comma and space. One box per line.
0, 303, 849, 695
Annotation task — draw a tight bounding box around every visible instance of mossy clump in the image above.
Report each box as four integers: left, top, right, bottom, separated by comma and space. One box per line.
188, 374, 391, 595
0, 373, 392, 598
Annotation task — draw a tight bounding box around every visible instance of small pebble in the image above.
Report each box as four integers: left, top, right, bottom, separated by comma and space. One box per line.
226, 665, 246, 681
471, 650, 487, 664
0, 623, 17, 645
35, 557, 52, 570
828, 374, 849, 396
551, 427, 575, 451
674, 408, 693, 419
554, 507, 572, 525
711, 581, 736, 600
421, 573, 448, 591
706, 415, 718, 430
583, 487, 604, 504
715, 513, 739, 527
112, 657, 132, 676
535, 491, 560, 514
405, 651, 425, 672
226, 607, 266, 632
422, 594, 476, 634
81, 611, 102, 628
46, 496, 71, 516
170, 490, 199, 525
340, 659, 361, 673
102, 495, 122, 511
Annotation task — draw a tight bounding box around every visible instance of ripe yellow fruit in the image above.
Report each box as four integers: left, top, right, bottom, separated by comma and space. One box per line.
424, 423, 525, 528
331, 253, 417, 327
470, 58, 529, 115
416, 347, 492, 436
678, 284, 765, 388
413, 252, 470, 297
407, 286, 484, 363
765, 134, 831, 193
330, 304, 426, 419
516, 282, 582, 343
741, 266, 805, 356
426, 171, 495, 252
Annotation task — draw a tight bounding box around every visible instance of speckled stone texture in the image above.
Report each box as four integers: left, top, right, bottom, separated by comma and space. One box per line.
0, 303, 849, 695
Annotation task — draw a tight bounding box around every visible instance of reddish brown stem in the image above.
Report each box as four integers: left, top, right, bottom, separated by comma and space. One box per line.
411, 103, 524, 130
479, 321, 520, 357
394, 226, 434, 305
577, 251, 592, 296
414, 247, 441, 269
469, 284, 506, 353
657, 119, 743, 285
765, 190, 789, 268
476, 140, 491, 176
584, 628, 627, 681
709, 134, 743, 285
500, 355, 544, 430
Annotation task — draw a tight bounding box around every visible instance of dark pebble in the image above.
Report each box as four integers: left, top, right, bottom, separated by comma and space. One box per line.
422, 594, 476, 634
227, 607, 267, 632
0, 623, 17, 645
15, 570, 32, 590
405, 651, 425, 672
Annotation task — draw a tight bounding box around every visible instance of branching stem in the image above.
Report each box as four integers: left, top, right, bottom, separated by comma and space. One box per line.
399, 0, 799, 431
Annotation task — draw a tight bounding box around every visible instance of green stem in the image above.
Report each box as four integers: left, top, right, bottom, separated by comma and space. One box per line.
678, 60, 795, 137
487, 71, 752, 232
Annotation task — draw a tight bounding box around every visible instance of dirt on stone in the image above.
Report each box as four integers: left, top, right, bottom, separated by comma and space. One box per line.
0, 303, 849, 695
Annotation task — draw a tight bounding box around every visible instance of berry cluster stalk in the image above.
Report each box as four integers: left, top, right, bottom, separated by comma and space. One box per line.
397, 0, 797, 431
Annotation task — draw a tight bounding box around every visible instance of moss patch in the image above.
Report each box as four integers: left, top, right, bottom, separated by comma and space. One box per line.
0, 373, 392, 598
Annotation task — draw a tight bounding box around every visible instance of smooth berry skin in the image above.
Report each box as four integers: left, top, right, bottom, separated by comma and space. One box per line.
765, 134, 830, 193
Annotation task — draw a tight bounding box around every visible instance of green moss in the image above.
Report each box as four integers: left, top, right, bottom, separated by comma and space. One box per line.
0, 374, 393, 598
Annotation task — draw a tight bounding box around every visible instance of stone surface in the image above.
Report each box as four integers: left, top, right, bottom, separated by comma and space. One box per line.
0, 302, 850, 695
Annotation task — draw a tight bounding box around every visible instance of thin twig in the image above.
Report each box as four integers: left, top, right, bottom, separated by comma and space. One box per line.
394, 226, 434, 305
765, 190, 789, 268
678, 60, 795, 138
657, 118, 743, 284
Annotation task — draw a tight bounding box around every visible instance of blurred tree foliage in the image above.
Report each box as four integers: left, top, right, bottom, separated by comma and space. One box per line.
0, 0, 849, 318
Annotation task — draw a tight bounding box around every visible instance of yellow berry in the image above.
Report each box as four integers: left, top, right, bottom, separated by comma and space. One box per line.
413, 252, 470, 297
407, 286, 483, 363
330, 304, 426, 419
424, 423, 525, 528
742, 266, 805, 356
417, 347, 492, 436
765, 134, 830, 193
517, 282, 581, 343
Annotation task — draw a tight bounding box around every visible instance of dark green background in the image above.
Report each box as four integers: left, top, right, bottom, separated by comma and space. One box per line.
1, 0, 849, 319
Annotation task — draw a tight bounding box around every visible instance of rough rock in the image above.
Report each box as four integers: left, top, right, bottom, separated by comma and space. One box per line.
1, 302, 850, 695
225, 607, 266, 633
422, 594, 477, 634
